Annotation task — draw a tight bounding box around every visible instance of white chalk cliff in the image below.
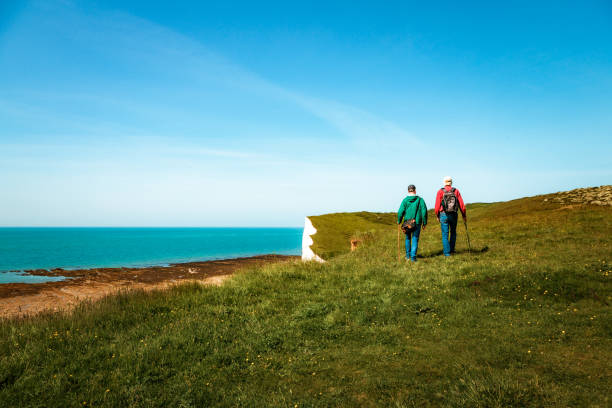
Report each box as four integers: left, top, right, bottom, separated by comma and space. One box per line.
301, 217, 325, 262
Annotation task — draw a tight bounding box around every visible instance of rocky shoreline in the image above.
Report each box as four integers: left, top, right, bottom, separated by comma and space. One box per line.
0, 255, 297, 319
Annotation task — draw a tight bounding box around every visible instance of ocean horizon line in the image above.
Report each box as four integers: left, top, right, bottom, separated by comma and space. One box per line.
0, 226, 304, 229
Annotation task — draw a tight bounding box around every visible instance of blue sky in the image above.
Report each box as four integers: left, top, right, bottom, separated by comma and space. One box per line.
0, 0, 610, 226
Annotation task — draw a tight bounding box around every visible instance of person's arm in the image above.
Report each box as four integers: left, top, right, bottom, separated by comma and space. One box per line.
455, 188, 467, 219
434, 189, 442, 220
421, 197, 428, 229
397, 199, 406, 224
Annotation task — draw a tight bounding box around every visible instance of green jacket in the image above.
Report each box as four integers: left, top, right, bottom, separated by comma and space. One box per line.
397, 195, 428, 225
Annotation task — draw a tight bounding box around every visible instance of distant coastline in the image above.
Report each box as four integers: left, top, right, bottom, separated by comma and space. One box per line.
0, 227, 303, 280
0, 254, 298, 319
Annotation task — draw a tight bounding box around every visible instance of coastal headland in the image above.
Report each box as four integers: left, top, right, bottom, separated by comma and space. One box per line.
0, 255, 297, 319
0, 186, 609, 407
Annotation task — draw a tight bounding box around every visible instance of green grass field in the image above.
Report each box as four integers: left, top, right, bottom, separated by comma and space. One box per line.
1, 191, 610, 407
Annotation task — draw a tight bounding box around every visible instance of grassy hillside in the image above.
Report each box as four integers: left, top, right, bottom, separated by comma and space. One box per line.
309, 186, 612, 260
308, 211, 396, 260
1, 188, 611, 407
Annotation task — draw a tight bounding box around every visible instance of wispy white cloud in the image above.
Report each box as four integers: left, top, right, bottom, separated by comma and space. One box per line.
2, 0, 420, 148
288, 94, 422, 146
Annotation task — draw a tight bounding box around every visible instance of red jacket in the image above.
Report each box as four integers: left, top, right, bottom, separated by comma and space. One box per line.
435, 186, 466, 218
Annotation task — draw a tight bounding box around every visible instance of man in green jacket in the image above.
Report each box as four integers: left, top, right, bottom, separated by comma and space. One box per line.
397, 184, 428, 261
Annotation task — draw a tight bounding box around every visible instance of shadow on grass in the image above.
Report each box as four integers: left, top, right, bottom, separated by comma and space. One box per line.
418, 246, 489, 259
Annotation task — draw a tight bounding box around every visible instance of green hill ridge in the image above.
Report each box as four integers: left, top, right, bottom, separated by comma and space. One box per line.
307, 185, 612, 260
1, 186, 610, 407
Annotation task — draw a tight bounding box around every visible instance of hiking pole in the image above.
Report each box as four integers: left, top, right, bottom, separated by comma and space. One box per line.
463, 219, 472, 253
397, 225, 401, 261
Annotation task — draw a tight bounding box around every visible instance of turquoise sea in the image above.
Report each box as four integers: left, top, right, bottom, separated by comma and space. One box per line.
0, 228, 302, 284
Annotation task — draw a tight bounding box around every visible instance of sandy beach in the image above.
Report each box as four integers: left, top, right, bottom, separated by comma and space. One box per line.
0, 255, 297, 319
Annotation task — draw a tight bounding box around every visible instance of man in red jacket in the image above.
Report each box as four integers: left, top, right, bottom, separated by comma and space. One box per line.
435, 176, 467, 256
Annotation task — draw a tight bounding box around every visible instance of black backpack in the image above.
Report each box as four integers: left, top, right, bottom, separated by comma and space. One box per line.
441, 188, 458, 213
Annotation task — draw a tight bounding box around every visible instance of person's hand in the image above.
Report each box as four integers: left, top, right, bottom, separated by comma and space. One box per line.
422, 225, 426, 231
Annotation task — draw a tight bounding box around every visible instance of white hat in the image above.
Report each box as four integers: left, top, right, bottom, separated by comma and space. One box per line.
443, 176, 452, 185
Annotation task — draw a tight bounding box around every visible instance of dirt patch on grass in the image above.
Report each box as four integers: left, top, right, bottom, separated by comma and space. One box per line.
0, 255, 297, 319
